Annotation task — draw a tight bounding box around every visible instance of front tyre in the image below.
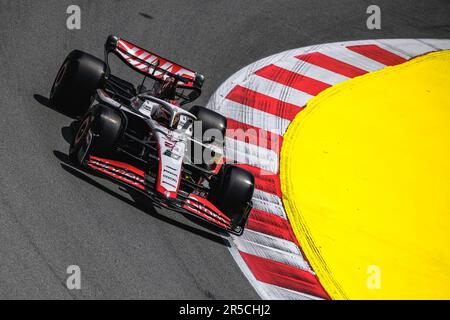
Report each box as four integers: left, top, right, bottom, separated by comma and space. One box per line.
189, 106, 227, 168
189, 105, 227, 145
50, 50, 106, 118
69, 105, 123, 164
209, 165, 255, 233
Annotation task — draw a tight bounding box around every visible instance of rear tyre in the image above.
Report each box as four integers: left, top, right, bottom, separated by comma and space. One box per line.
69, 105, 123, 164
209, 165, 255, 232
50, 50, 106, 118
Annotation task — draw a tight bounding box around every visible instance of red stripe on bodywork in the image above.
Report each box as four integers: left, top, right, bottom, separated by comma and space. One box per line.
87, 165, 143, 190
239, 251, 330, 299
346, 44, 407, 66
295, 52, 367, 78
184, 202, 230, 230
87, 163, 145, 190
90, 156, 145, 177
226, 85, 302, 121
255, 64, 331, 96
187, 194, 231, 224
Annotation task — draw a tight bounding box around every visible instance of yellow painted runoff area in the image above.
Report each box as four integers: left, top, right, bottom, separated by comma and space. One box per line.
281, 50, 450, 299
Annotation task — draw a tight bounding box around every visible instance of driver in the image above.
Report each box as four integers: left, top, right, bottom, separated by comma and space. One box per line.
150, 104, 171, 127
155, 76, 177, 101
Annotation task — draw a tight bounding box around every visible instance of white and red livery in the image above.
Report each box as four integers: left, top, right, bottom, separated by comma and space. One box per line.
49, 35, 254, 235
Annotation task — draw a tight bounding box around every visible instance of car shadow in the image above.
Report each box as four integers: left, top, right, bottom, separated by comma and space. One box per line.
53, 150, 230, 247
34, 93, 81, 144
61, 125, 75, 144
33, 94, 77, 119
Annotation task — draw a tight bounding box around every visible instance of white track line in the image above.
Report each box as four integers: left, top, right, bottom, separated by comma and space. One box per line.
240, 76, 313, 107
233, 236, 311, 271
273, 57, 350, 85
214, 100, 291, 136
318, 45, 387, 71
252, 189, 286, 218
225, 138, 279, 174
225, 235, 321, 300
241, 229, 301, 256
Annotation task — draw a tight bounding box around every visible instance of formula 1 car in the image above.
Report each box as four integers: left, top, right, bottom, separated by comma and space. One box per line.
50, 35, 254, 235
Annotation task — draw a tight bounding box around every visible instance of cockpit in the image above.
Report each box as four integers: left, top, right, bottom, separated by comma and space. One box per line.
133, 94, 196, 133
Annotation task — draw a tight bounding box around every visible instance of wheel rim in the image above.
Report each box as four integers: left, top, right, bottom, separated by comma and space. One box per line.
74, 115, 93, 146
69, 114, 95, 164
50, 61, 68, 98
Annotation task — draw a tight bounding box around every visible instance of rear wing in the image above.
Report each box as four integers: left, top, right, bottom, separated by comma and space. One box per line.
105, 35, 204, 89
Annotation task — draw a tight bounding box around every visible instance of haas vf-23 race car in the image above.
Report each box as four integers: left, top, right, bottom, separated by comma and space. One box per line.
50, 35, 254, 235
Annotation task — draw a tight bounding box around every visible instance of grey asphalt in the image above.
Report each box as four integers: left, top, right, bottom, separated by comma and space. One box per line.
0, 0, 448, 299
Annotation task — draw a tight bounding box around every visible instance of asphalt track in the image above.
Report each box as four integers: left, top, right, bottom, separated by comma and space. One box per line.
0, 0, 448, 299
